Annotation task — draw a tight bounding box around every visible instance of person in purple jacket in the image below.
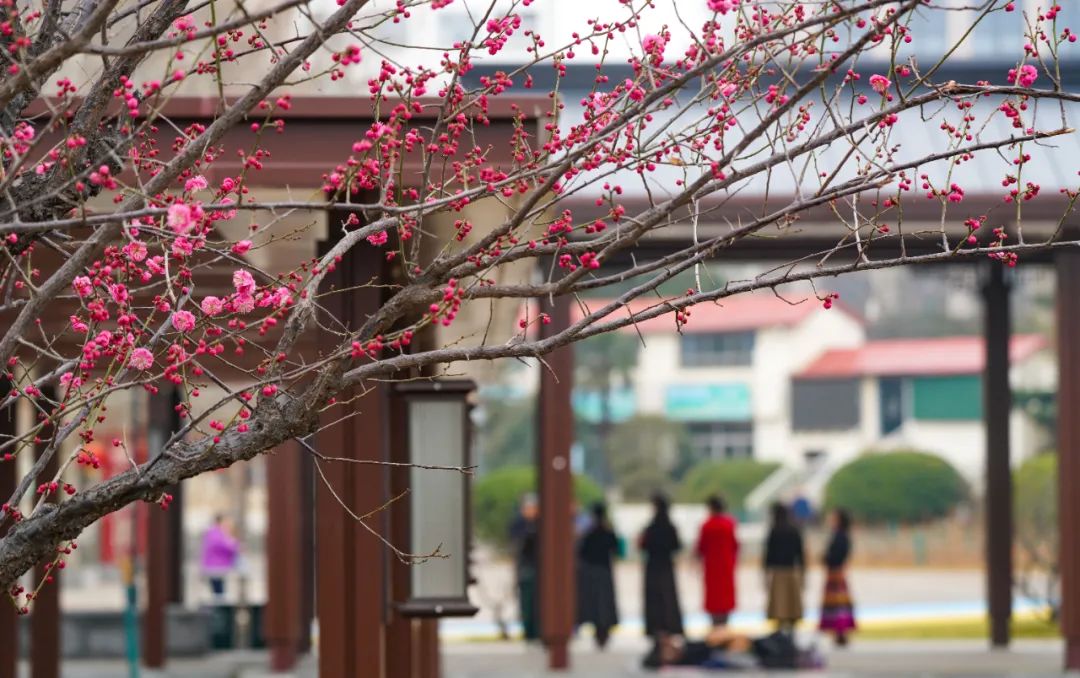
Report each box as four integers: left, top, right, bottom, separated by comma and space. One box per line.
201, 515, 239, 599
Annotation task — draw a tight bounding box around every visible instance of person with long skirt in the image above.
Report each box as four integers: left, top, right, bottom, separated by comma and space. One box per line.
639, 493, 684, 643
764, 502, 805, 634
819, 508, 857, 646
696, 495, 739, 627
577, 502, 620, 648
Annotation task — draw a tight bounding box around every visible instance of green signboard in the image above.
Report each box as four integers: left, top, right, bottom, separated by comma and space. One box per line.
911, 375, 982, 421
664, 383, 752, 421
572, 388, 636, 424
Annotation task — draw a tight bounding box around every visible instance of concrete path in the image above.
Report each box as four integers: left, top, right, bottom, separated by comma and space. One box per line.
24, 639, 1065, 678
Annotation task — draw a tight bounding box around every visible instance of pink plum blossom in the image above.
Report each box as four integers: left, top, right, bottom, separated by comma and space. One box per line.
231, 240, 253, 255
233, 270, 256, 295
123, 241, 148, 262
1008, 64, 1038, 88
171, 310, 196, 333
184, 175, 208, 192
129, 348, 154, 370
73, 276, 93, 297
707, 0, 737, 13
869, 74, 891, 94
200, 296, 226, 316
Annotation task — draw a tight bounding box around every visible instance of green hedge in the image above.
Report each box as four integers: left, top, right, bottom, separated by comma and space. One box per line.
676, 459, 780, 512
824, 450, 968, 524
473, 466, 604, 550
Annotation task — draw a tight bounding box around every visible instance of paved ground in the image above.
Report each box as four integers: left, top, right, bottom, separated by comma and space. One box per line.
20, 639, 1067, 677
63, 560, 1002, 629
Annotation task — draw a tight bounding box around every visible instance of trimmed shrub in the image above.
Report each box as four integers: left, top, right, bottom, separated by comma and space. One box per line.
824, 450, 968, 524
1014, 452, 1059, 617
676, 459, 780, 512
473, 465, 604, 550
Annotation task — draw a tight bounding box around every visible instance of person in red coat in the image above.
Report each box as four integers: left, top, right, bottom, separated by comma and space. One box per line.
697, 495, 739, 627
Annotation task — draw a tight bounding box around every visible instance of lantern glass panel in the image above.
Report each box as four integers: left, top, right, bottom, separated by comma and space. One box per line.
408, 398, 467, 599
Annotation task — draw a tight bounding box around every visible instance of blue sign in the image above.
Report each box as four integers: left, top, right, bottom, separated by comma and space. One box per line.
572, 388, 636, 424
664, 383, 752, 421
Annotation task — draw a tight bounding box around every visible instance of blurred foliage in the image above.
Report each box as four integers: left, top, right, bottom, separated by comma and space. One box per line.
824, 450, 968, 524
1015, 452, 1059, 619
603, 415, 687, 500
476, 394, 534, 472
676, 459, 780, 513
473, 466, 603, 551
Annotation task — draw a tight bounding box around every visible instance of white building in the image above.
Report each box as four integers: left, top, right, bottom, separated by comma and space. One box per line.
789, 335, 1054, 493
569, 293, 865, 462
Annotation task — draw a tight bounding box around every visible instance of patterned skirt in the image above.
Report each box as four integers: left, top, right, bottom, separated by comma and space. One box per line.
819, 568, 856, 633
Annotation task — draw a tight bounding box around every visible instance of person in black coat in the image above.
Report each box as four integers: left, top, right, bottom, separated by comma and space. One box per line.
509, 494, 540, 641
639, 493, 684, 640
577, 502, 620, 648
764, 502, 805, 633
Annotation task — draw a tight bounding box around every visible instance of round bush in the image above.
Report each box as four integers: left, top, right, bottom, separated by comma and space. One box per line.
473, 465, 604, 550
824, 450, 968, 524
676, 459, 780, 512
1015, 453, 1057, 551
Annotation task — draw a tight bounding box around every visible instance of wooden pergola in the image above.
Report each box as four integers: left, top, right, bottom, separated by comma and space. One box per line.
1, 94, 1079, 678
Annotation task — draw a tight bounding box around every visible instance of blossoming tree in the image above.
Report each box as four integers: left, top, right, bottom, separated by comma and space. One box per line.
0, 0, 1077, 603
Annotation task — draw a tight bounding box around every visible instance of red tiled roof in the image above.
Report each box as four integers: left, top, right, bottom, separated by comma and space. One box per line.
551, 294, 860, 335
795, 334, 1049, 379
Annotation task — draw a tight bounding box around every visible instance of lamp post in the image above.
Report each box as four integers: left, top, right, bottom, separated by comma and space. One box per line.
392, 380, 479, 618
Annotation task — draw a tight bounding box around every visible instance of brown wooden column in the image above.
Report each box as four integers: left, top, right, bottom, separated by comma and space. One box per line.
0, 381, 17, 678
983, 262, 1013, 647
315, 235, 389, 678
1057, 251, 1080, 668
266, 439, 305, 671
31, 386, 59, 678
387, 391, 415, 678
144, 386, 179, 668
537, 294, 575, 670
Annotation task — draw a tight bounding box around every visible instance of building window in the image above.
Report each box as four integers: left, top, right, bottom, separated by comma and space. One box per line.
791, 379, 860, 431
680, 332, 755, 367
685, 422, 754, 461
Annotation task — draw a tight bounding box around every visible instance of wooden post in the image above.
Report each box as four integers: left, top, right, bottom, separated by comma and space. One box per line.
1057, 251, 1080, 669
387, 391, 414, 678
537, 295, 575, 670
143, 386, 179, 668
982, 262, 1013, 648
0, 380, 17, 678
31, 386, 59, 678
315, 235, 389, 678
266, 440, 304, 671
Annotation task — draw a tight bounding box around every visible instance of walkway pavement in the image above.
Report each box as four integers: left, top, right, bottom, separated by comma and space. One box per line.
19, 639, 1066, 678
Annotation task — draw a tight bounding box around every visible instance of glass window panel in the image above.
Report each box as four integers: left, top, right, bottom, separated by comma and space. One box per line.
409, 399, 466, 599
679, 332, 755, 367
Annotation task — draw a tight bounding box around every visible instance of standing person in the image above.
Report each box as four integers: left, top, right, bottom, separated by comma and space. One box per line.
200, 514, 239, 600
697, 495, 739, 627
764, 502, 805, 634
819, 508, 857, 646
509, 493, 540, 641
577, 502, 620, 649
639, 493, 684, 641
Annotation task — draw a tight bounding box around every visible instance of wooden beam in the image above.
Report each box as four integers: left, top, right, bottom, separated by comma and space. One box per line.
1057, 251, 1080, 669
266, 439, 304, 671
0, 381, 17, 678
315, 235, 389, 678
537, 295, 575, 671
30, 386, 59, 678
143, 386, 179, 668
982, 262, 1013, 648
